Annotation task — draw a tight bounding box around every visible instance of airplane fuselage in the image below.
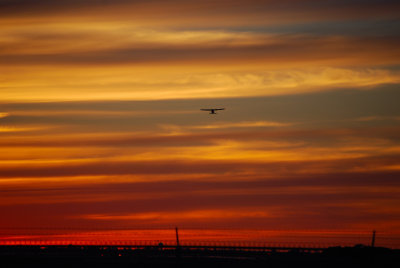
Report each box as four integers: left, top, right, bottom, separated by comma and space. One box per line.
200, 108, 225, 114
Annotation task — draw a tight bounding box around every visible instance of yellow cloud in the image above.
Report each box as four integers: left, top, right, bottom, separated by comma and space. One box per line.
0, 126, 45, 132
1, 66, 399, 102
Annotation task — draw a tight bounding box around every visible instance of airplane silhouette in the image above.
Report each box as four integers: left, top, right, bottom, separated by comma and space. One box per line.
200, 108, 225, 114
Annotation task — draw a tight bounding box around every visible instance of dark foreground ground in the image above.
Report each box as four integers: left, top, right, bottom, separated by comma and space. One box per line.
1, 245, 399, 268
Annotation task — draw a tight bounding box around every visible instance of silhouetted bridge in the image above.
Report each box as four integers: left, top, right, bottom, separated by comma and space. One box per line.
0, 242, 326, 253
0, 244, 325, 254
1, 244, 399, 268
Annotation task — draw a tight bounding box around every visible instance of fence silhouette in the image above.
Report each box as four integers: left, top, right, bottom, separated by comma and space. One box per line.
1, 228, 399, 249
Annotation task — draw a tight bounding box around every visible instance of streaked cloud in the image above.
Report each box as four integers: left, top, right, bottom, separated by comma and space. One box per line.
1, 1, 399, 26
0, 112, 9, 118
161, 121, 291, 132
0, 126, 47, 133
1, 67, 399, 102
82, 209, 271, 222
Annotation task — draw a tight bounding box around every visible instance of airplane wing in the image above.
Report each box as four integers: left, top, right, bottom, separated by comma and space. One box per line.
214, 108, 225, 110
200, 108, 225, 111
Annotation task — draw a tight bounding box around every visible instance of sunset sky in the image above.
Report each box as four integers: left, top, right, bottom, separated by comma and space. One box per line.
1, 0, 400, 246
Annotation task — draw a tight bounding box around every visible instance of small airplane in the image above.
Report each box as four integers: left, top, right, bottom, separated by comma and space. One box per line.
200, 108, 225, 114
